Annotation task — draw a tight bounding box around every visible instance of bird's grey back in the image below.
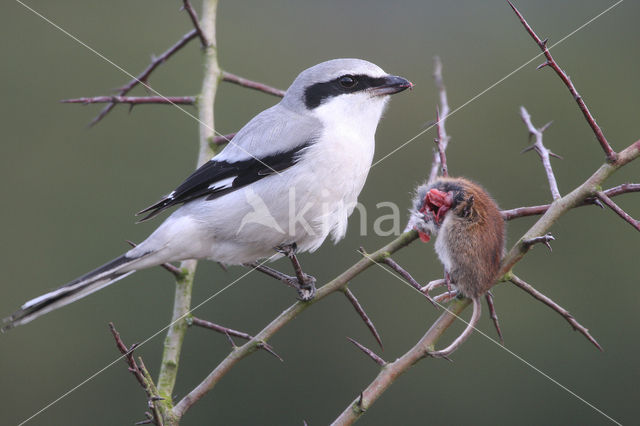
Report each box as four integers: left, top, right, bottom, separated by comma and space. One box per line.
214, 104, 321, 163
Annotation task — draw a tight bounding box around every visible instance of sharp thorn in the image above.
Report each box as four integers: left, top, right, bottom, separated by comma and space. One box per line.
259, 342, 284, 362
549, 151, 564, 160
520, 145, 536, 154
540, 120, 553, 132
224, 330, 236, 348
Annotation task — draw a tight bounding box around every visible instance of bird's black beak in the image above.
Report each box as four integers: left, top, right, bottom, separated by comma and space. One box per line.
370, 75, 413, 96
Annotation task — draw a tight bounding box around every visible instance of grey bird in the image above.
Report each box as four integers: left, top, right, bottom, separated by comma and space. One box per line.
2, 58, 412, 331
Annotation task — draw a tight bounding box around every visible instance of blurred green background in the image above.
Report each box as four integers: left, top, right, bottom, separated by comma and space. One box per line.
1, 1, 638, 425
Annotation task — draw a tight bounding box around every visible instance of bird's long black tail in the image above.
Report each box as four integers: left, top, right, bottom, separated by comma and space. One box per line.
2, 254, 142, 331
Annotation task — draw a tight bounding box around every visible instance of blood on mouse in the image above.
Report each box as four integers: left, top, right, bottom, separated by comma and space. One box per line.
418, 188, 453, 226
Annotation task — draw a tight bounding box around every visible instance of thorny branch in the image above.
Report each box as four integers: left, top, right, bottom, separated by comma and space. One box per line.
342, 287, 384, 350
508, 1, 617, 162
181, 0, 209, 47
519, 106, 561, 200
67, 2, 638, 424
485, 292, 504, 344
379, 255, 437, 307
331, 4, 639, 424
189, 317, 283, 361
222, 71, 286, 97
61, 96, 196, 106
508, 274, 601, 350
435, 107, 449, 178
109, 323, 163, 426
170, 231, 419, 419
595, 191, 640, 232
84, 29, 198, 126
346, 337, 386, 366
428, 56, 451, 183
501, 183, 640, 220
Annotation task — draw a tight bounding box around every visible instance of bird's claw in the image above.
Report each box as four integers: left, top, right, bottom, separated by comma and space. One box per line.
293, 273, 316, 301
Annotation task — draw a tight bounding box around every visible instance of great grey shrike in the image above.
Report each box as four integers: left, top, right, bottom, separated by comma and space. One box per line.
3, 58, 412, 330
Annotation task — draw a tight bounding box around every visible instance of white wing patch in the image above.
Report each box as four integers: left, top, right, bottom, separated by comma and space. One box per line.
208, 176, 236, 190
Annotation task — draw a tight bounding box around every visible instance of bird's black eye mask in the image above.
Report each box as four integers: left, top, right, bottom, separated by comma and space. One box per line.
304, 74, 387, 109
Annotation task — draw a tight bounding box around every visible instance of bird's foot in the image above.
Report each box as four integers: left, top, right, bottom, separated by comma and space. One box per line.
291, 273, 316, 301
276, 243, 317, 301
247, 243, 317, 301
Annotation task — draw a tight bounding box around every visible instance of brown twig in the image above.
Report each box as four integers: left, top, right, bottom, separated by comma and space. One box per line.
379, 256, 437, 307
61, 96, 195, 106
331, 40, 640, 423
108, 323, 163, 426
346, 337, 386, 366
189, 317, 282, 361
508, 275, 602, 351
109, 323, 146, 388
595, 191, 640, 231
332, 299, 471, 425
508, 1, 617, 162
485, 292, 504, 344
519, 106, 561, 200
222, 71, 286, 97
501, 183, 640, 220
499, 139, 640, 278
171, 231, 418, 419
85, 29, 198, 126
342, 288, 383, 350
428, 56, 451, 183
181, 0, 209, 47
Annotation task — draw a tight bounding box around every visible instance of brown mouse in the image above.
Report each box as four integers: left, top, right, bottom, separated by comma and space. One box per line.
409, 177, 505, 357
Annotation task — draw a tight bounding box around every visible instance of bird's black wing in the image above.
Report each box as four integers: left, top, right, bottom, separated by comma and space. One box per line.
136, 142, 311, 222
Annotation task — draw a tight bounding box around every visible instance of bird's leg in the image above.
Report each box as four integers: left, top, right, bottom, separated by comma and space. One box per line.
276, 244, 317, 301
428, 296, 482, 359
246, 262, 301, 290
247, 244, 316, 301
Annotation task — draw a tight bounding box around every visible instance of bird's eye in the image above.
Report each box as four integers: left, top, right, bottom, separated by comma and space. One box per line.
338, 75, 357, 88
